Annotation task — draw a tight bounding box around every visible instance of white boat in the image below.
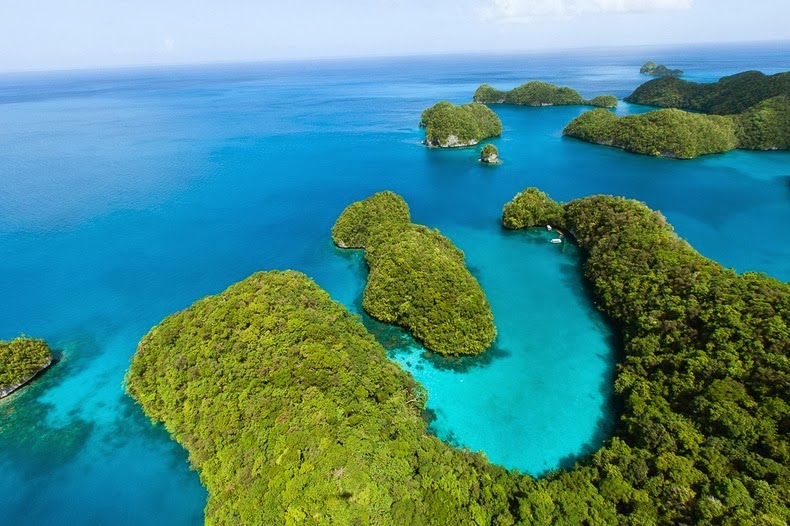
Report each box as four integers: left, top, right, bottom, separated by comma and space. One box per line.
546, 224, 552, 231
550, 238, 562, 244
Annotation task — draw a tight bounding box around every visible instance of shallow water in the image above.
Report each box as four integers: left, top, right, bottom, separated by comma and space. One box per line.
0, 42, 787, 524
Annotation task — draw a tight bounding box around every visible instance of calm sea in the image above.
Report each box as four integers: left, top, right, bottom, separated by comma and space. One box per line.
0, 42, 787, 524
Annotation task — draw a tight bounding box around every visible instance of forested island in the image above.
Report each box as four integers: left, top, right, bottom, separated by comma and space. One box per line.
640, 60, 683, 77
479, 144, 499, 164
419, 101, 501, 147
562, 108, 737, 158
473, 81, 617, 108
563, 94, 789, 158
332, 191, 495, 356
126, 189, 789, 525
0, 337, 52, 398
625, 70, 790, 114
562, 69, 790, 158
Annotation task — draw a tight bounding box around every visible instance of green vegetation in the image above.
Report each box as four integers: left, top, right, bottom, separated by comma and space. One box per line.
0, 337, 52, 397
625, 70, 790, 115
330, 191, 410, 248
501, 188, 564, 229
473, 81, 617, 107
501, 188, 790, 525
587, 94, 618, 108
479, 143, 499, 163
563, 108, 741, 158
127, 270, 527, 526
734, 94, 790, 150
572, 70, 790, 157
640, 60, 683, 77
333, 192, 495, 356
419, 101, 501, 147
127, 191, 790, 525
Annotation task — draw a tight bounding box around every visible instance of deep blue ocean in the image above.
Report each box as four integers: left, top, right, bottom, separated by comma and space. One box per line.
0, 42, 788, 525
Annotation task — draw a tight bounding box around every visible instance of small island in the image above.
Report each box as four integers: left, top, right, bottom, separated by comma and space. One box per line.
640, 60, 683, 77
479, 143, 499, 164
419, 101, 502, 147
333, 191, 496, 356
473, 81, 617, 108
0, 336, 52, 398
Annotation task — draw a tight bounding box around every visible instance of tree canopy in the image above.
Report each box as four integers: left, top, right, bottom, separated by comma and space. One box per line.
501, 188, 790, 525
563, 108, 740, 159
479, 143, 499, 163
473, 81, 617, 108
640, 61, 683, 77
333, 191, 496, 356
625, 70, 790, 115
420, 101, 502, 147
127, 189, 790, 525
0, 336, 52, 397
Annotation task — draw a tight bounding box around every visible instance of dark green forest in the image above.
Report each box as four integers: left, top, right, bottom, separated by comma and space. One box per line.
332, 191, 496, 356
624, 71, 790, 114
0, 336, 52, 395
127, 190, 789, 525
563, 70, 790, 157
562, 108, 739, 159
473, 82, 617, 108
420, 101, 502, 147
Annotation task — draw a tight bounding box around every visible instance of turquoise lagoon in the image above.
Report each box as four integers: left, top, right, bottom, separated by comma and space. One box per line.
0, 43, 788, 524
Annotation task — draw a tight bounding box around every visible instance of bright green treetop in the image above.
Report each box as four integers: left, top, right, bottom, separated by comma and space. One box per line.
420, 101, 501, 147
0, 336, 52, 395
333, 192, 496, 356
474, 81, 616, 108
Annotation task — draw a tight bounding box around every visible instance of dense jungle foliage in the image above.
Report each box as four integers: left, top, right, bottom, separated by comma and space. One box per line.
640, 61, 683, 77
501, 188, 565, 230
420, 101, 502, 147
330, 191, 410, 248
502, 188, 790, 525
333, 192, 495, 356
0, 336, 51, 395
128, 191, 789, 525
624, 70, 790, 115
587, 94, 619, 108
562, 108, 744, 159
473, 81, 617, 107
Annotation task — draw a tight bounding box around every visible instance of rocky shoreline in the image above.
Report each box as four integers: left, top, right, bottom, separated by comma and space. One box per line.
0, 356, 53, 398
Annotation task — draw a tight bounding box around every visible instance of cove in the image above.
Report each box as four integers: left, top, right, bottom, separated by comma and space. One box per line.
337, 224, 616, 475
